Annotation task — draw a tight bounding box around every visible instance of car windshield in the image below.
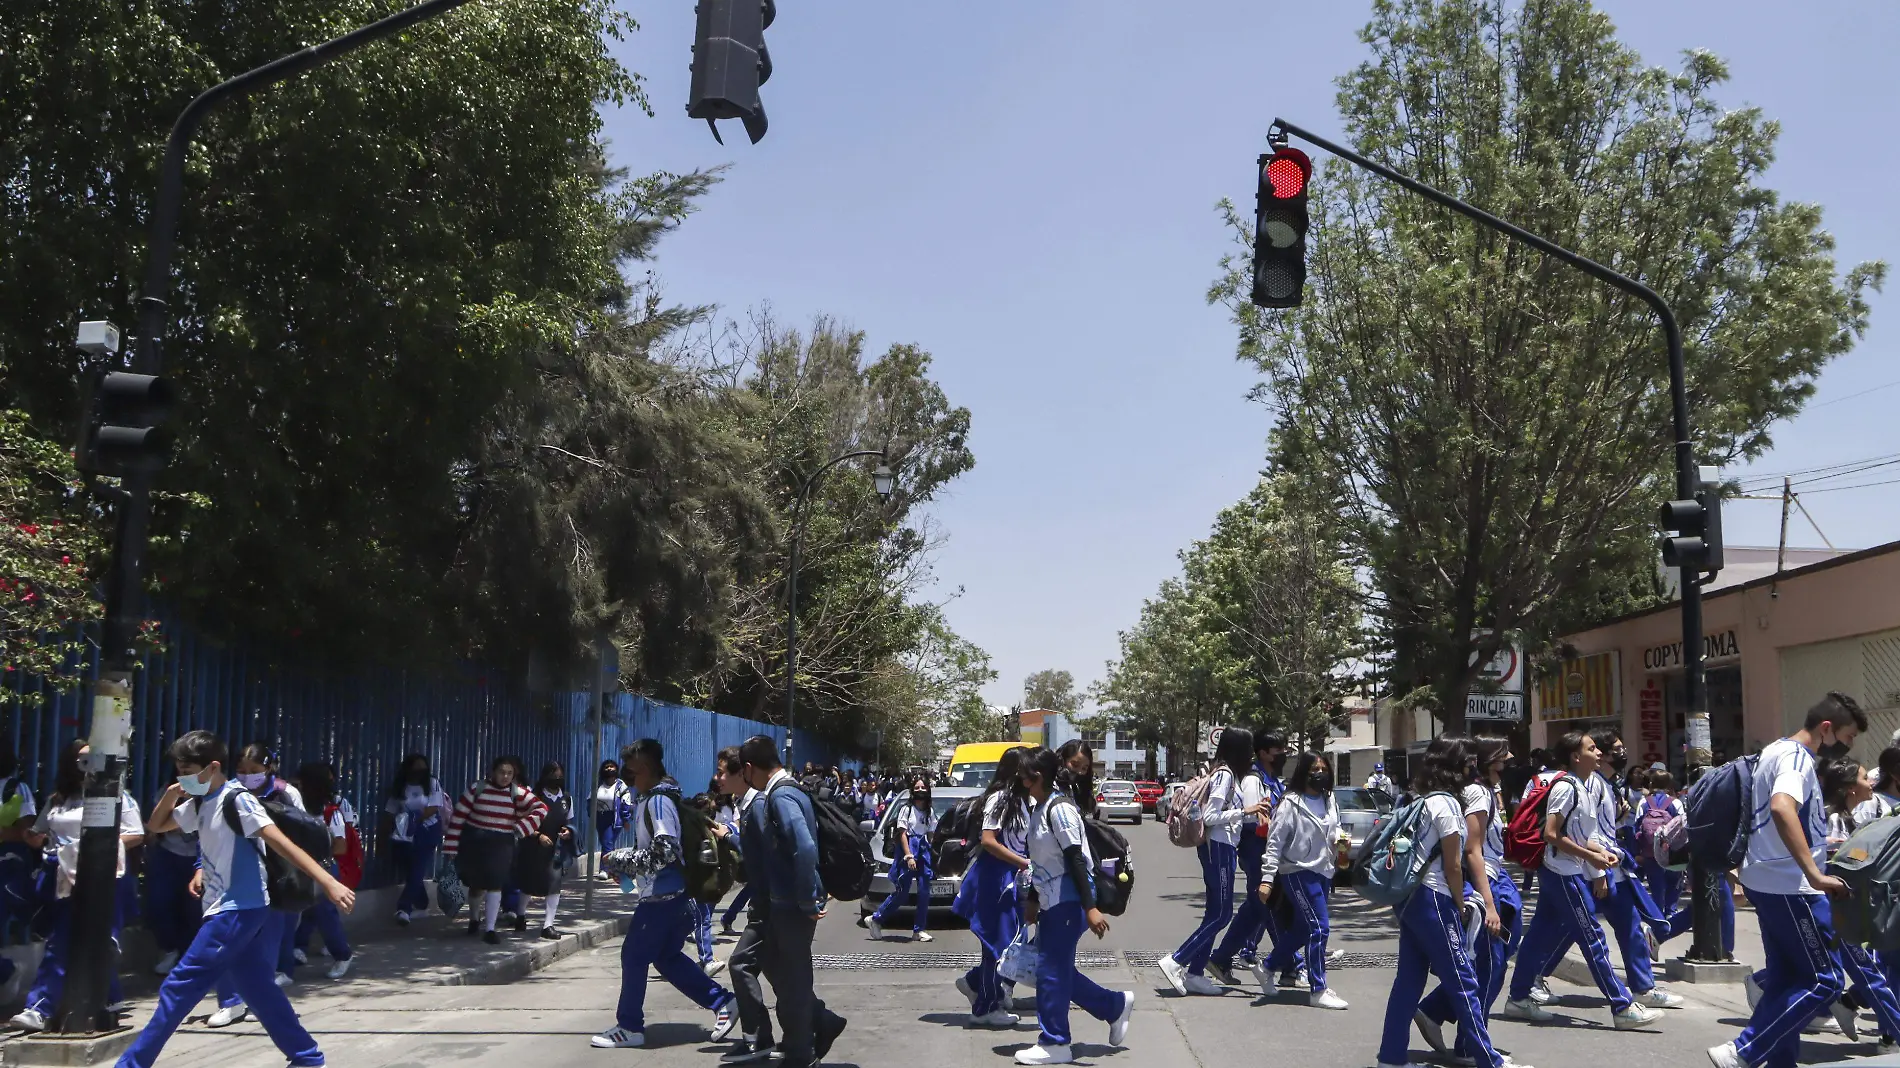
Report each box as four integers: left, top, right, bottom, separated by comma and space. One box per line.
1101, 781, 1135, 795
948, 762, 996, 788
1334, 787, 1393, 814
1136, 782, 1160, 790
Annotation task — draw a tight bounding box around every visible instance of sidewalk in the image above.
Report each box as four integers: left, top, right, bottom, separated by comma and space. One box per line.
1551, 889, 1761, 1016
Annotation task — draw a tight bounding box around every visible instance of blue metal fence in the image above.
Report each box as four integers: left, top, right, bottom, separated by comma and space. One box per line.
2, 617, 851, 888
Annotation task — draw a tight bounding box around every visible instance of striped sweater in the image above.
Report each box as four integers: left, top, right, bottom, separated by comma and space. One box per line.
443, 781, 547, 853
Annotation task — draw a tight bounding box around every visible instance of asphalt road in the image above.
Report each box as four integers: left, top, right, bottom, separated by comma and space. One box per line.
121, 817, 1884, 1067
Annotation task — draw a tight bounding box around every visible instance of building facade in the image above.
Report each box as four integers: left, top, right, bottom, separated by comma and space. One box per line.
1016, 708, 1169, 780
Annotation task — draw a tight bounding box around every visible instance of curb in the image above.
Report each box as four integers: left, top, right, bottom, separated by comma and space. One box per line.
436, 912, 631, 986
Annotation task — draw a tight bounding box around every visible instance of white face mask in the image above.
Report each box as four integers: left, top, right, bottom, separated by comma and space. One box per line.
177, 770, 213, 797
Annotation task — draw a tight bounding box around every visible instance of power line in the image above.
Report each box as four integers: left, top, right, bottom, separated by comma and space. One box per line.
1734, 451, 1900, 490
1800, 475, 1900, 495
1786, 456, 1900, 489
1809, 378, 1900, 409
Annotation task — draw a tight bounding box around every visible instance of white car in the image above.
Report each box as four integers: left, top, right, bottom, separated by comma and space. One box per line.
1095, 780, 1142, 824
859, 786, 983, 919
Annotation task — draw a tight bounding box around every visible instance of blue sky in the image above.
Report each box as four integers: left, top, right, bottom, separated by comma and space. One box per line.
600, 2, 1899, 706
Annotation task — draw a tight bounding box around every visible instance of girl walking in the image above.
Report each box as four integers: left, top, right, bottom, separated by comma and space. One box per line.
1257, 750, 1346, 1010
953, 746, 1030, 1028
1011, 747, 1133, 1066
383, 754, 448, 926
290, 762, 356, 980
867, 780, 936, 943
1055, 741, 1097, 818
444, 756, 548, 944
1158, 727, 1264, 996
1638, 770, 1685, 914
1377, 736, 1532, 1068
515, 762, 574, 940
594, 760, 631, 862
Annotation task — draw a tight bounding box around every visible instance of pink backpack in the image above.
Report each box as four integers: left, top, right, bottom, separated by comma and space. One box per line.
1637, 793, 1675, 862
1166, 771, 1218, 848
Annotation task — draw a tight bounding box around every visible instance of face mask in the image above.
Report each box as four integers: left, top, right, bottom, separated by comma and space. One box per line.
911, 792, 928, 809
1820, 740, 1851, 760
238, 772, 269, 792
177, 771, 212, 797
547, 779, 565, 791
1609, 753, 1628, 771
407, 767, 430, 785
601, 770, 617, 782
1269, 753, 1287, 776
1308, 770, 1334, 793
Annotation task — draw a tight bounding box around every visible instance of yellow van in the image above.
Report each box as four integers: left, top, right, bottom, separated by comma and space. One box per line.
948, 741, 1027, 789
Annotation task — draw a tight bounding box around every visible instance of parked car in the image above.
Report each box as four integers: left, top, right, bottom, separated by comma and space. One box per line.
859, 786, 983, 919
1160, 780, 1185, 814
1133, 781, 1164, 812
1335, 785, 1394, 861
1096, 779, 1143, 824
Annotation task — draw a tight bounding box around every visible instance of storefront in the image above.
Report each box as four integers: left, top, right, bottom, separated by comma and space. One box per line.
1534, 540, 1900, 778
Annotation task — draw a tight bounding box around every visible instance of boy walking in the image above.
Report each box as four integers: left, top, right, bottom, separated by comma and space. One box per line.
120, 731, 355, 1068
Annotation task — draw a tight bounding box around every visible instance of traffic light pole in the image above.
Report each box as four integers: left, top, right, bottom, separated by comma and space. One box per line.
1269, 118, 1726, 962
58, 0, 480, 1035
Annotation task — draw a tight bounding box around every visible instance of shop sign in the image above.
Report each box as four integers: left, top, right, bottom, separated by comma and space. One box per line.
1642, 629, 1741, 671
1466, 693, 1523, 722
1537, 651, 1622, 721
1638, 678, 1665, 765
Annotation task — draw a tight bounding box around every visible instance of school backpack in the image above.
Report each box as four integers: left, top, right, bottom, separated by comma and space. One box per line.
218, 789, 333, 912
1165, 770, 1219, 848
1081, 812, 1136, 917
643, 792, 735, 905
1828, 816, 1900, 951
323, 802, 365, 889
1635, 793, 1674, 863
1684, 754, 1762, 872
1354, 791, 1456, 907
766, 781, 878, 902
1504, 774, 1569, 870
931, 795, 986, 878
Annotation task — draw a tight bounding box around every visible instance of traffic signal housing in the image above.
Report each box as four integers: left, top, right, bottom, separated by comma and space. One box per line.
687, 0, 774, 144
78, 371, 173, 476
1251, 146, 1312, 308
1659, 476, 1724, 576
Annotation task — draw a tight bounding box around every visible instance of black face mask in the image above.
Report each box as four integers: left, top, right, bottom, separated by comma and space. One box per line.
1820, 740, 1851, 761
547, 778, 565, 791
1609, 753, 1628, 772
1269, 753, 1287, 776
601, 770, 618, 782
1308, 770, 1334, 793
407, 768, 430, 786
910, 792, 929, 809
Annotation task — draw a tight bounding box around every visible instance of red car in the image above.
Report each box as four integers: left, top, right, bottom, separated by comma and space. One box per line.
1134, 781, 1164, 812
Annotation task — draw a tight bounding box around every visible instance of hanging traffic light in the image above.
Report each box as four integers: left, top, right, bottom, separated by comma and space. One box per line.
78, 371, 173, 476
687, 0, 774, 145
1659, 471, 1724, 576
1250, 146, 1312, 308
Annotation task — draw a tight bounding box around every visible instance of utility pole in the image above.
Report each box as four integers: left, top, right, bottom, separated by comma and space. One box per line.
1267, 118, 1728, 965
57, 0, 479, 1034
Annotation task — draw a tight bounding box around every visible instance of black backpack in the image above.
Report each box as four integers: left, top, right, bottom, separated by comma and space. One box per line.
931, 795, 986, 878
768, 781, 875, 902
217, 788, 333, 912
642, 792, 736, 905
1038, 797, 1136, 917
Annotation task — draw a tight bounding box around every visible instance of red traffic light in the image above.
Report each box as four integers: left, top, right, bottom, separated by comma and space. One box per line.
1263, 147, 1311, 200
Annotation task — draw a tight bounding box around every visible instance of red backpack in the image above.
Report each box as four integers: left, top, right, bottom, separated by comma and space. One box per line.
325, 802, 365, 889
1504, 773, 1569, 870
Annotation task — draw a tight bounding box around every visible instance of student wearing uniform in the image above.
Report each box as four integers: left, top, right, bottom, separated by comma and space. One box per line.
1708, 692, 1869, 1068
866, 781, 937, 943
1416, 737, 1521, 1063
1208, 731, 1289, 986
290, 762, 356, 980
208, 743, 307, 1018
595, 739, 736, 1049
444, 755, 548, 944
1376, 735, 1533, 1068
119, 731, 355, 1068
1638, 770, 1686, 915
1856, 746, 1900, 827
1012, 746, 1134, 1066
595, 759, 631, 859
712, 747, 775, 1061
716, 770, 754, 937
9, 741, 142, 1032
518, 762, 575, 940
1580, 729, 1678, 1008
1503, 730, 1662, 1030
1806, 756, 1900, 1046
1056, 741, 1097, 819
1257, 750, 1347, 1010
1157, 727, 1264, 996
383, 754, 448, 925
0, 746, 38, 990
953, 746, 1031, 1029
688, 792, 724, 974
144, 795, 201, 978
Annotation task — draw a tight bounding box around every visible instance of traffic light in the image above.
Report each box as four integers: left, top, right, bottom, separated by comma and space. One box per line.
687, 0, 774, 145
1250, 146, 1312, 308
78, 370, 173, 476
1659, 473, 1725, 576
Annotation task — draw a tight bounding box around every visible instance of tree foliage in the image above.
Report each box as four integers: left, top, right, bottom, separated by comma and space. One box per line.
1022, 668, 1082, 715
1211, 0, 1883, 727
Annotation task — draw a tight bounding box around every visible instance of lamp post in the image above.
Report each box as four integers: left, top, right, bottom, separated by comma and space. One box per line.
783, 452, 892, 770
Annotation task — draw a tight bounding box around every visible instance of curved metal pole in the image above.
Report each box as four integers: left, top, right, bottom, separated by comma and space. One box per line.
783, 450, 886, 769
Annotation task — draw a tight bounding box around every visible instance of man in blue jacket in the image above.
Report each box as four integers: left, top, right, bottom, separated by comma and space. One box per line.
738, 735, 847, 1068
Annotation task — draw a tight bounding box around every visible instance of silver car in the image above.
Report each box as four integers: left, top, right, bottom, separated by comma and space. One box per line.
859, 786, 983, 918
1096, 779, 1143, 824
1335, 785, 1394, 858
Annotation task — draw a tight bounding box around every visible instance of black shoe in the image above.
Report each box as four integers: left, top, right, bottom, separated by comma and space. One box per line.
514, 913, 529, 933
482, 930, 500, 945
813, 1013, 846, 1063
466, 917, 481, 936
720, 923, 738, 936
722, 1040, 776, 1064
539, 926, 560, 941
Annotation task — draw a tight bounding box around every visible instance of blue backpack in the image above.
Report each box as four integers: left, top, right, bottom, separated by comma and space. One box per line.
1684, 754, 1761, 871
1353, 791, 1456, 907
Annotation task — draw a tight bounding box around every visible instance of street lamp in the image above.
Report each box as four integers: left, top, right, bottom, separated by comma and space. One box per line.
784, 451, 892, 770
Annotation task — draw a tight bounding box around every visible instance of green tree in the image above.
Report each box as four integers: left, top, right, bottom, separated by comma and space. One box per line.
1212, 0, 1883, 728
1022, 669, 1082, 715
0, 409, 107, 693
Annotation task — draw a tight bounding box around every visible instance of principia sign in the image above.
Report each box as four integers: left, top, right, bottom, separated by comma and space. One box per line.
1642, 629, 1742, 671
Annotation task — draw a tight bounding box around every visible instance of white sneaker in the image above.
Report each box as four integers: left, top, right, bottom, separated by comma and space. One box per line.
711, 1000, 737, 1042
1326, 947, 1345, 962
970, 1010, 1020, 1029
913, 931, 933, 943
1613, 1003, 1662, 1030
1278, 967, 1308, 990
105, 1001, 131, 1014
1806, 1013, 1842, 1033
292, 949, 308, 965
1502, 998, 1554, 1022
153, 950, 180, 976
1183, 973, 1223, 996
1014, 1044, 1074, 1066
866, 918, 885, 941
9, 1009, 45, 1033
394, 910, 411, 927
1309, 988, 1349, 1010
206, 1004, 248, 1028
1637, 988, 1685, 1009
1496, 1058, 1537, 1068
273, 972, 293, 988
1528, 977, 1553, 1004
1248, 957, 1275, 989
1832, 1000, 1861, 1041
1414, 1009, 1448, 1054
591, 1026, 645, 1048
1706, 1041, 1745, 1068
704, 958, 729, 978
1157, 954, 1188, 996
1108, 991, 1134, 1047
956, 976, 978, 1011
1744, 973, 1762, 1011
326, 958, 353, 981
